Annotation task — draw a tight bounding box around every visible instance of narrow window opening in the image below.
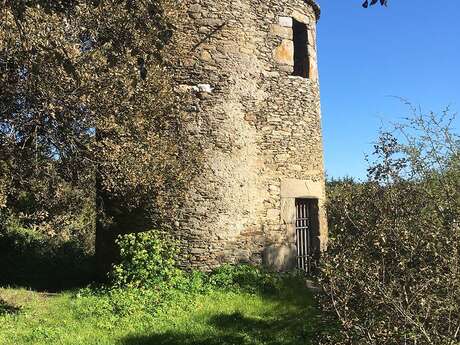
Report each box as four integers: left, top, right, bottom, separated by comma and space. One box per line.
295, 198, 319, 273
292, 19, 309, 78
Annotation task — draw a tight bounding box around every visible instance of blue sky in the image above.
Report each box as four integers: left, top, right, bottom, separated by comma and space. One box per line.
317, 1, 460, 179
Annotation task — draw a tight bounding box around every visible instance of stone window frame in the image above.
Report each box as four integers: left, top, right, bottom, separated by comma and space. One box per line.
272, 13, 318, 81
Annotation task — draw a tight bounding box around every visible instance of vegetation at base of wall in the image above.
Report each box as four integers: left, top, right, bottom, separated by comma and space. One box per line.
0, 219, 330, 345
0, 265, 328, 345
109, 228, 291, 295
319, 108, 460, 345
110, 230, 181, 289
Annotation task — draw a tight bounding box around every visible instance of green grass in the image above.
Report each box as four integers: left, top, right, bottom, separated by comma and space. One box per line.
0, 279, 324, 345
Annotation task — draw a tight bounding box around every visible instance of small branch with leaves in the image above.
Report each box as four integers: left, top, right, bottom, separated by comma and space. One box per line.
362, 0, 388, 8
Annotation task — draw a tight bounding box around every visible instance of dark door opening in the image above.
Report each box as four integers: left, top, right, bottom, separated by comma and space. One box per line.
292, 19, 309, 78
295, 198, 319, 273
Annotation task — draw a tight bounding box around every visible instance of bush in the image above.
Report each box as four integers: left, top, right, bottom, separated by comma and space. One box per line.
319, 109, 460, 344
110, 230, 182, 289
0, 216, 95, 291
208, 264, 284, 294
80, 263, 300, 321
109, 229, 286, 293
102, 229, 305, 318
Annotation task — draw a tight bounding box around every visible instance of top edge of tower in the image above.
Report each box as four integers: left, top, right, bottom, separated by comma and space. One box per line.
304, 0, 321, 20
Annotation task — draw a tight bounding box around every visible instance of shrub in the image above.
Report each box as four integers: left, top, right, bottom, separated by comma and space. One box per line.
208, 264, 284, 294
0, 215, 94, 291
319, 109, 460, 344
102, 229, 304, 317
111, 230, 181, 289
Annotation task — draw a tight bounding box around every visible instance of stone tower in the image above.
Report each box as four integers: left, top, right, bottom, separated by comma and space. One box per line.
172, 0, 327, 271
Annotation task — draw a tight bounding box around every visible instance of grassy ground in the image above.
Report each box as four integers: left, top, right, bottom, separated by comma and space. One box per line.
0, 280, 324, 345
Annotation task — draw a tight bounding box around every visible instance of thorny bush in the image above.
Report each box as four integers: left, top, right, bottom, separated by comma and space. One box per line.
319, 107, 460, 345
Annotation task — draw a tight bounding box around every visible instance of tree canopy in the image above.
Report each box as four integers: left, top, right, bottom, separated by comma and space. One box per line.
0, 0, 200, 255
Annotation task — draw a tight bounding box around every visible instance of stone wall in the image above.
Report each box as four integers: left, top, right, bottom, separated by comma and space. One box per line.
168, 0, 327, 271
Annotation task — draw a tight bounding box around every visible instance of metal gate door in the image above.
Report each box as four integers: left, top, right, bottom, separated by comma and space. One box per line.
295, 199, 312, 273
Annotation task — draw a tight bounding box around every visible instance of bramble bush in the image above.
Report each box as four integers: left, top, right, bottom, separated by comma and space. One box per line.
319, 108, 460, 345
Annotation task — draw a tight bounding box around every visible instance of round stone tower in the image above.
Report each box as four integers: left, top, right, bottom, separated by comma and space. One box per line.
171, 0, 327, 271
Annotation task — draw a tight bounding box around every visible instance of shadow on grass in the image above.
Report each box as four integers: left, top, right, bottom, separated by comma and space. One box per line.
123, 310, 319, 345
0, 298, 21, 316
123, 333, 245, 345
122, 277, 323, 345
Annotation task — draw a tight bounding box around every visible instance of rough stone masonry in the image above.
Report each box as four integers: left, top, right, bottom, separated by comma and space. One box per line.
169, 0, 327, 271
